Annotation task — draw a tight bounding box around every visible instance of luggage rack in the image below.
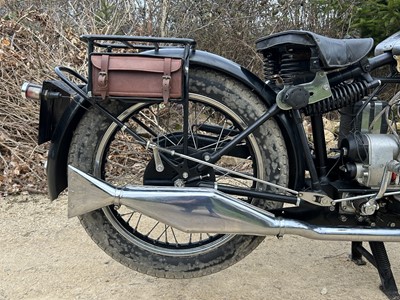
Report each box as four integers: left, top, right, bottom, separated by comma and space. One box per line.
80, 34, 197, 52
53, 34, 197, 151
81, 35, 196, 99
54, 34, 196, 102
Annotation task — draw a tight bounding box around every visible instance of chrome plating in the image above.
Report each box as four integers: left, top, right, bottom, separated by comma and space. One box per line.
68, 165, 282, 235
355, 134, 400, 187
21, 82, 42, 100
69, 165, 400, 242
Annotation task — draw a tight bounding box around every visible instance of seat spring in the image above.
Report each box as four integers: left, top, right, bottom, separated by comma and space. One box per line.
263, 53, 277, 81
280, 53, 305, 85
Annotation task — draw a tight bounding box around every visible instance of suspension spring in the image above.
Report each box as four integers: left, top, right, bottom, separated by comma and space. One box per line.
280, 52, 307, 85
263, 53, 277, 82
280, 53, 296, 85
303, 81, 369, 116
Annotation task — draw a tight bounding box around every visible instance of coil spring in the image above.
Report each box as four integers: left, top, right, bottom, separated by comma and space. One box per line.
263, 51, 309, 84
280, 53, 301, 85
303, 81, 369, 116
263, 53, 276, 81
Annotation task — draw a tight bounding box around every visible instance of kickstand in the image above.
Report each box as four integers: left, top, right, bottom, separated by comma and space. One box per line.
351, 241, 400, 300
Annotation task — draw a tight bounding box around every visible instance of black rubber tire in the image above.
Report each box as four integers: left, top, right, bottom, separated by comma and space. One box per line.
68, 67, 288, 278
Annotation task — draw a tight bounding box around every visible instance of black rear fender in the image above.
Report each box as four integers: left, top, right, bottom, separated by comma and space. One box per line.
46, 50, 303, 200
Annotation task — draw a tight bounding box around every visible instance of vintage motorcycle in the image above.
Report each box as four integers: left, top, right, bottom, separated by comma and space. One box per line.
22, 30, 400, 298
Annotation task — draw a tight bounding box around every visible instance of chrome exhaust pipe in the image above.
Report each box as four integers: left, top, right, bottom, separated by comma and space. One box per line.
68, 165, 400, 242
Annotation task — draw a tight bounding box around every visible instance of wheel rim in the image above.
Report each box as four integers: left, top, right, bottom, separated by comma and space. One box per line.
93, 93, 265, 256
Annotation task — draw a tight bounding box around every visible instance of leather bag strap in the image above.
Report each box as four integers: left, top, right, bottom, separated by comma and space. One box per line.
162, 57, 172, 103
98, 54, 110, 99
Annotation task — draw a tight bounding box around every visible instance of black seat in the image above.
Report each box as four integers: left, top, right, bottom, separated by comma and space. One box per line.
256, 30, 374, 69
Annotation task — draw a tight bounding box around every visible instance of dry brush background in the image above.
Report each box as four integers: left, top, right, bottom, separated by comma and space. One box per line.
0, 0, 359, 196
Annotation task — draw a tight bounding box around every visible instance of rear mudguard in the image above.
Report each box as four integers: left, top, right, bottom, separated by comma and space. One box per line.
47, 49, 304, 200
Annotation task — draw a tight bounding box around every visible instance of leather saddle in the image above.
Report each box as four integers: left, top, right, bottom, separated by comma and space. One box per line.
256, 30, 374, 69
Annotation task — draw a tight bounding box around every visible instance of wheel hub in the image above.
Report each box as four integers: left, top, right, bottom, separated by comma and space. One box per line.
143, 144, 215, 186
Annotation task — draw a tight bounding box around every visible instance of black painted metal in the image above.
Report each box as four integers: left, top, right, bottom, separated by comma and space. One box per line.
200, 183, 299, 205
198, 103, 282, 172
370, 242, 400, 300
293, 109, 322, 190
310, 115, 328, 179
351, 242, 400, 300
351, 241, 368, 266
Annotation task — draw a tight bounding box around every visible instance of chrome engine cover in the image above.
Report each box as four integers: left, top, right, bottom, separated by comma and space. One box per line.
344, 134, 400, 188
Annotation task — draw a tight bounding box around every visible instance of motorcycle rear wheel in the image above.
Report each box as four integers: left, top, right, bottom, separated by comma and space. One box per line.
68, 67, 288, 278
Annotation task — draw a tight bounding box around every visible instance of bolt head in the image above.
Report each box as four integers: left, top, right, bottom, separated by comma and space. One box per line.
174, 179, 185, 187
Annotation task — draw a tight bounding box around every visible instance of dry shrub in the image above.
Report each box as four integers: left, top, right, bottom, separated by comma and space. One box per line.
0, 1, 359, 197
0, 10, 86, 196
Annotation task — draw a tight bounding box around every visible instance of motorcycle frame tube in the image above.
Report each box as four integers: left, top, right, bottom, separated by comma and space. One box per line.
310, 114, 328, 180
328, 52, 394, 86
46, 49, 304, 200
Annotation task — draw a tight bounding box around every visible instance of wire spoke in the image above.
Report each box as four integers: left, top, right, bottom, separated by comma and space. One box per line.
146, 221, 160, 236
103, 95, 265, 251
156, 225, 169, 242
134, 213, 142, 231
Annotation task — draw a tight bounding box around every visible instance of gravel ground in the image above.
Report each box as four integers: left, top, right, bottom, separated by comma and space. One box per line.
1, 194, 399, 300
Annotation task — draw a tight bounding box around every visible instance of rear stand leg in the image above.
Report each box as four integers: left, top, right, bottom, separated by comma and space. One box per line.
350, 241, 400, 300
351, 241, 367, 266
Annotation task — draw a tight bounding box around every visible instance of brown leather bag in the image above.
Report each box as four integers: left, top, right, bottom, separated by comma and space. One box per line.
91, 54, 183, 101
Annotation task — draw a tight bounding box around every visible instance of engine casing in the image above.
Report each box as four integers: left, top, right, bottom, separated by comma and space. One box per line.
341, 134, 400, 188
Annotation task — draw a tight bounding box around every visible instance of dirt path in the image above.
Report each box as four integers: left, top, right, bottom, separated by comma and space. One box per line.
1, 194, 399, 300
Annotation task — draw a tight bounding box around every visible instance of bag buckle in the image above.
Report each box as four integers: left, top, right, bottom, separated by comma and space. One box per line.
162, 75, 171, 103
98, 71, 108, 88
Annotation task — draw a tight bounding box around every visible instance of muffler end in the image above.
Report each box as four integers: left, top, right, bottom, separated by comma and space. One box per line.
67, 165, 283, 235
67, 165, 400, 242
67, 165, 116, 218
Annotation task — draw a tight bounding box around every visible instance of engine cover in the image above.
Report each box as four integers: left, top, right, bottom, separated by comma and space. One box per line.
341, 134, 400, 188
